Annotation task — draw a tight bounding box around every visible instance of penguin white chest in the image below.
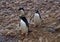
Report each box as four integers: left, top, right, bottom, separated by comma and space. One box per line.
20, 20, 28, 33
34, 13, 41, 25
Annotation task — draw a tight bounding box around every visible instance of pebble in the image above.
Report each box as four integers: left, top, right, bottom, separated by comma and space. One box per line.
47, 27, 55, 33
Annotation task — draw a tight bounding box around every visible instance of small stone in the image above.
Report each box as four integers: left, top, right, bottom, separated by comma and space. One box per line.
6, 2, 9, 5
45, 15, 49, 17
47, 27, 55, 33
6, 30, 16, 36
18, 40, 22, 42
23, 38, 29, 42
44, 0, 48, 2
15, 1, 19, 3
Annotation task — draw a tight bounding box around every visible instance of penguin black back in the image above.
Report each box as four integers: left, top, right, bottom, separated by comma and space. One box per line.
18, 7, 24, 11
35, 10, 41, 18
20, 16, 29, 27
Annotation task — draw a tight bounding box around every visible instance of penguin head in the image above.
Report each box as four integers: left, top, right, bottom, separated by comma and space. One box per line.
35, 10, 41, 18
20, 16, 25, 20
19, 16, 29, 27
18, 7, 24, 11
35, 10, 39, 13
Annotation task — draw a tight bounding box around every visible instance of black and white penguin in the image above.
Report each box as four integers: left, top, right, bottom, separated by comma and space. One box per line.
33, 10, 41, 27
19, 16, 31, 35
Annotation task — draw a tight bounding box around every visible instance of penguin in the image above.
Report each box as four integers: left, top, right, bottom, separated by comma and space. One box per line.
33, 10, 41, 27
19, 16, 31, 35
18, 7, 25, 16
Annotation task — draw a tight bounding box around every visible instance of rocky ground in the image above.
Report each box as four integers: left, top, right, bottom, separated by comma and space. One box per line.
0, 0, 60, 42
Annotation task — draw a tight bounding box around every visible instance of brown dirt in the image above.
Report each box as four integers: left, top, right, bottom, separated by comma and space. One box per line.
0, 0, 60, 42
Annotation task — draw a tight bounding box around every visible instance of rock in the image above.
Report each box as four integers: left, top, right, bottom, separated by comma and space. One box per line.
47, 27, 56, 33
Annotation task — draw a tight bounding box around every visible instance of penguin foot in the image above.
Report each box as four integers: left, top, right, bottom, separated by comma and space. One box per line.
28, 30, 32, 35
